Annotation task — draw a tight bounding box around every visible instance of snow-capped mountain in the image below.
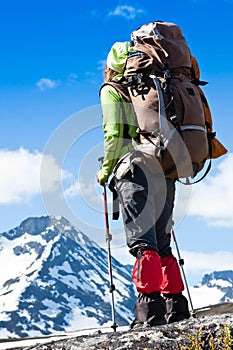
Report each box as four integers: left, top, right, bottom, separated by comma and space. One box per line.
0, 216, 136, 338
188, 270, 233, 310
1, 215, 232, 339
201, 270, 233, 301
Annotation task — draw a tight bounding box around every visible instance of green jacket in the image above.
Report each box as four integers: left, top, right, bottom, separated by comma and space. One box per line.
98, 81, 138, 184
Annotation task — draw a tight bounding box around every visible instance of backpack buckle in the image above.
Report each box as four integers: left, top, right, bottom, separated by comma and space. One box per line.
164, 69, 171, 79
169, 114, 179, 128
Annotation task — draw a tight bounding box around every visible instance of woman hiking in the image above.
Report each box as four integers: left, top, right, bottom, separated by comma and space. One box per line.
97, 41, 190, 327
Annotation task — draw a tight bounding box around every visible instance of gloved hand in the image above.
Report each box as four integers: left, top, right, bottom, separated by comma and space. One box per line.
97, 169, 108, 187
97, 172, 105, 187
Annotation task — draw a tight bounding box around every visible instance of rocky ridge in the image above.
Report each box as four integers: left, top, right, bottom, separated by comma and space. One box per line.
13, 308, 233, 350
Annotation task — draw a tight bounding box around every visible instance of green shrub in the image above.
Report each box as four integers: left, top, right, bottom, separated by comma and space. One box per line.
178, 323, 233, 350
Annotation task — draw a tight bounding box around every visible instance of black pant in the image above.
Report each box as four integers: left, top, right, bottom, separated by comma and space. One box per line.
116, 163, 175, 257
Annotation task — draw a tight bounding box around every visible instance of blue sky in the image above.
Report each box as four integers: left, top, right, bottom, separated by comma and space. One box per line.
0, 0, 233, 285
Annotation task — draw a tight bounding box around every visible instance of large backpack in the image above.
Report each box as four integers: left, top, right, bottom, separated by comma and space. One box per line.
120, 21, 227, 181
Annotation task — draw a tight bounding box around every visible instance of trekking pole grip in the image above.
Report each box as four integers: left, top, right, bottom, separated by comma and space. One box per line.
98, 156, 104, 169
98, 156, 111, 239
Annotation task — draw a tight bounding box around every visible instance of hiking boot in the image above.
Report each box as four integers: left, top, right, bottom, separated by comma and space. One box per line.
163, 293, 190, 324
131, 292, 167, 328
130, 318, 144, 330
130, 316, 166, 330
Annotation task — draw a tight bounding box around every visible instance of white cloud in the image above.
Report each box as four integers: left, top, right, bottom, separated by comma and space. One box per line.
185, 285, 225, 309
0, 148, 70, 204
180, 250, 233, 276
111, 242, 135, 266
64, 177, 102, 208
108, 5, 145, 19
85, 71, 99, 84
64, 181, 81, 198
97, 60, 106, 71
36, 78, 60, 91
187, 153, 233, 226
66, 73, 78, 86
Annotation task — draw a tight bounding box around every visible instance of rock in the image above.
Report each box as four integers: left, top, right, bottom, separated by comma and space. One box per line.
19, 313, 233, 350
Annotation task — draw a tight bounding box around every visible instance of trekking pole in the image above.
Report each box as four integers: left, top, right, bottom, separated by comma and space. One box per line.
98, 157, 118, 332
171, 226, 196, 317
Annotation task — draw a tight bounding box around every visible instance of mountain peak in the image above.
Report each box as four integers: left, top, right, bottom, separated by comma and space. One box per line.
1, 215, 92, 246
200, 270, 233, 302
202, 270, 233, 285
0, 216, 136, 338
19, 215, 75, 235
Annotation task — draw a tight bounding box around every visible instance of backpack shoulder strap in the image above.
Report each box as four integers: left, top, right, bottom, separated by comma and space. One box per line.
100, 80, 131, 102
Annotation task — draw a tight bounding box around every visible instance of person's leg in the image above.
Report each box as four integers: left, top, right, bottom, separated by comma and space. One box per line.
116, 163, 166, 326
156, 178, 190, 323
116, 164, 161, 255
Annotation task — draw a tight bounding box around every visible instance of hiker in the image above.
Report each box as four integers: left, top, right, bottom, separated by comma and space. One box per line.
97, 41, 190, 327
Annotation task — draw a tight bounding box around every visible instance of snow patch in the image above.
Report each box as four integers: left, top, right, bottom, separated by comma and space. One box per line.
209, 279, 232, 288
66, 307, 107, 331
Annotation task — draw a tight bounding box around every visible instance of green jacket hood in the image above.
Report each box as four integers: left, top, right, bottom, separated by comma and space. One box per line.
106, 41, 133, 73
